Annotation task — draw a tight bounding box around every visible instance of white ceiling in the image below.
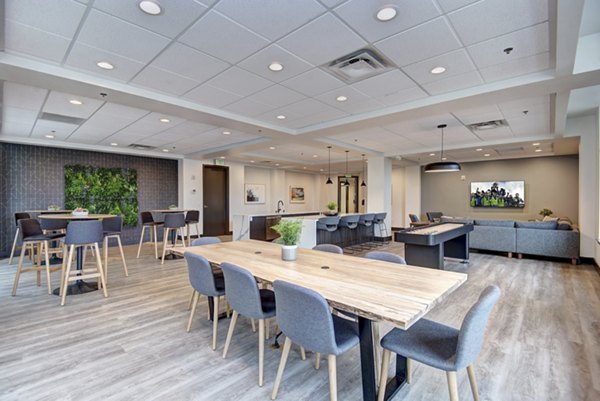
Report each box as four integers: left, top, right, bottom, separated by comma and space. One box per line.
1, 0, 599, 172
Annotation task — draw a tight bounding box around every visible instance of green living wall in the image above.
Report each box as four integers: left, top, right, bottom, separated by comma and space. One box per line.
64, 165, 138, 227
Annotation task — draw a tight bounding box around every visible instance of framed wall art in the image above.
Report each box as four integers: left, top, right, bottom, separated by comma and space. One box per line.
244, 183, 265, 204
290, 186, 305, 203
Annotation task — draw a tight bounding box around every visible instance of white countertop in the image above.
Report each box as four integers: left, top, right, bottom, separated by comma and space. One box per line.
233, 211, 321, 218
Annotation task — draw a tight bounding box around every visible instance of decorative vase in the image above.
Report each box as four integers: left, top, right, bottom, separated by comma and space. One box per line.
281, 244, 298, 261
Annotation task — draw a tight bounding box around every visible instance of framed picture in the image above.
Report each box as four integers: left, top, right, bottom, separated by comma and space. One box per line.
290, 186, 305, 203
244, 184, 265, 204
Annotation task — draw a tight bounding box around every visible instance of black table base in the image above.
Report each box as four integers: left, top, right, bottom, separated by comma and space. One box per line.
52, 281, 98, 296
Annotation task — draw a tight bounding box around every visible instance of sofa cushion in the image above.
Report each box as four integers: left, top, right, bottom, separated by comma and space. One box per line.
441, 216, 474, 224
475, 219, 515, 227
516, 221, 557, 230
557, 220, 573, 230
542, 216, 559, 222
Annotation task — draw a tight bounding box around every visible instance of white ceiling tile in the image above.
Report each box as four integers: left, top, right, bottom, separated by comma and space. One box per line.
375, 17, 462, 67
316, 86, 370, 108
183, 84, 243, 108
319, 0, 347, 8
436, 0, 479, 13
1, 121, 36, 137
5, 21, 71, 63
77, 10, 171, 63
6, 0, 86, 37
117, 112, 185, 137
280, 68, 345, 97
131, 66, 201, 96
238, 45, 314, 83
286, 109, 349, 128
151, 43, 229, 83
2, 107, 38, 135
479, 52, 551, 83
32, 119, 79, 139
468, 23, 549, 69
422, 70, 483, 95
92, 0, 208, 38
205, 67, 273, 97
224, 98, 277, 117
401, 49, 477, 85
334, 0, 441, 42
179, 10, 269, 64
282, 98, 343, 118
376, 86, 429, 106
471, 126, 514, 140
76, 103, 148, 137
65, 43, 146, 82
248, 85, 306, 107
351, 69, 416, 97
278, 13, 367, 66
43, 91, 104, 118
448, 0, 548, 46
452, 105, 504, 125
499, 96, 549, 117
3, 82, 48, 110
215, 0, 326, 41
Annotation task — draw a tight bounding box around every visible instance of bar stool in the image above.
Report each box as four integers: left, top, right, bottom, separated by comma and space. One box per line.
60, 220, 108, 306
358, 213, 375, 249
373, 212, 389, 246
102, 216, 128, 281
9, 212, 31, 265
185, 210, 200, 246
316, 215, 340, 246
161, 213, 186, 264
137, 211, 163, 259
12, 219, 65, 296
338, 214, 360, 253
40, 217, 68, 258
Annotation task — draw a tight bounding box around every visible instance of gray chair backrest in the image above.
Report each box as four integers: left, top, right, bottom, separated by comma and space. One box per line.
358, 213, 375, 226
316, 216, 340, 231
102, 216, 122, 233
220, 262, 267, 319
409, 214, 420, 223
373, 212, 387, 223
141, 211, 155, 225
40, 218, 68, 231
312, 244, 343, 254
15, 212, 31, 226
19, 218, 43, 240
185, 210, 200, 222
455, 285, 501, 369
184, 252, 222, 297
364, 251, 406, 264
273, 280, 339, 355
65, 220, 103, 245
164, 213, 185, 229
191, 237, 221, 246
339, 214, 360, 228
426, 212, 443, 222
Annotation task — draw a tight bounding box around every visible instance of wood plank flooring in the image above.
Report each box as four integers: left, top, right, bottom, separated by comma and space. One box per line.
1, 241, 599, 401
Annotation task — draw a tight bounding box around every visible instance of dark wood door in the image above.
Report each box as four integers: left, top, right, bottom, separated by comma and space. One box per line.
203, 165, 229, 236
338, 176, 359, 213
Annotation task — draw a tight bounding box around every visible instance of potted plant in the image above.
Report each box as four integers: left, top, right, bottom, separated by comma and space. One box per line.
539, 208, 553, 217
325, 201, 337, 216
168, 204, 178, 210
272, 219, 303, 261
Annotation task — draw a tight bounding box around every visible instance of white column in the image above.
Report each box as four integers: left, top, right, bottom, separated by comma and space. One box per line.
180, 158, 204, 235
367, 156, 392, 238
404, 165, 422, 226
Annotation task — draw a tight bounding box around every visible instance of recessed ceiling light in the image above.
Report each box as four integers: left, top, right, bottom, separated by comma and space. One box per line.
269, 146, 276, 150
139, 0, 162, 15
312, 154, 318, 158
476, 148, 483, 151
535, 149, 542, 152
97, 61, 114, 70
162, 149, 169, 152
45, 134, 55, 139
250, 160, 255, 163
376, 6, 397, 21
275, 163, 280, 166
430, 66, 446, 74
69, 99, 83, 105
319, 169, 323, 172
429, 153, 436, 156
222, 131, 231, 135
484, 153, 491, 157
442, 157, 447, 161
336, 95, 348, 102
159, 118, 170, 123
110, 142, 118, 146
532, 142, 540, 146
276, 115, 286, 120
303, 167, 307, 169
220, 156, 226, 159
268, 62, 283, 71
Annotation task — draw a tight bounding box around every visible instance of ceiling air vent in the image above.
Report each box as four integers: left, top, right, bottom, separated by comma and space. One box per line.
324, 48, 392, 83
128, 143, 156, 151
467, 119, 508, 131
39, 112, 87, 125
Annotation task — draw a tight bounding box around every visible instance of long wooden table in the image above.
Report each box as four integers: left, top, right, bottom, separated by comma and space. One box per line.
175, 240, 467, 401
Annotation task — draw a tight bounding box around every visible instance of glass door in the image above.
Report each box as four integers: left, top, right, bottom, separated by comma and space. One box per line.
338, 176, 359, 213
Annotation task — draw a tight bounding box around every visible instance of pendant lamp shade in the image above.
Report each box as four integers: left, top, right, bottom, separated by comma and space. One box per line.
424, 124, 461, 173
360, 154, 366, 187
326, 146, 333, 184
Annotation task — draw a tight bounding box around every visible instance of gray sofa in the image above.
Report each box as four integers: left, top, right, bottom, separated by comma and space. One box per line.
441, 217, 579, 263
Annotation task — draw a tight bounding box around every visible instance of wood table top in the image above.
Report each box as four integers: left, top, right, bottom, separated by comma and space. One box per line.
405, 223, 464, 235
175, 240, 467, 330
152, 209, 191, 213
38, 213, 116, 220
25, 210, 73, 214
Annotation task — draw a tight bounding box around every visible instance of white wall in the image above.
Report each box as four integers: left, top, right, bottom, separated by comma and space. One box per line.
284, 171, 321, 213
391, 167, 405, 228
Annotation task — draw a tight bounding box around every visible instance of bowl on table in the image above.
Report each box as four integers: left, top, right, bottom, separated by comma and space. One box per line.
72, 208, 89, 216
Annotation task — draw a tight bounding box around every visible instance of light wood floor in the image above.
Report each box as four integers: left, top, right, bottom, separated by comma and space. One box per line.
1, 241, 599, 401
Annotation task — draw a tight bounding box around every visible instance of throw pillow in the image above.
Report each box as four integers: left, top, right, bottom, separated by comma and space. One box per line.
516, 221, 558, 230
542, 216, 559, 222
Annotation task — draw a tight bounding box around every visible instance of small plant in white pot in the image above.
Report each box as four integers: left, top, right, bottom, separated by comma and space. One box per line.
272, 219, 303, 261
325, 201, 337, 216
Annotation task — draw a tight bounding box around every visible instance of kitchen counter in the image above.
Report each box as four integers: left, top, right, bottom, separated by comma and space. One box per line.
233, 212, 321, 242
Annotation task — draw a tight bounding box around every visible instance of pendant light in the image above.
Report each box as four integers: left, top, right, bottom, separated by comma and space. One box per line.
424, 124, 461, 173
360, 154, 366, 187
342, 150, 350, 186
326, 146, 333, 184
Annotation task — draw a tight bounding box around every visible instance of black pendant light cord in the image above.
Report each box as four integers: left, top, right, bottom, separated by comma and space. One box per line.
326, 146, 333, 184
438, 124, 446, 162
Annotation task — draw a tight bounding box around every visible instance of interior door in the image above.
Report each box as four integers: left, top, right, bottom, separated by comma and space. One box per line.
338, 176, 359, 213
203, 165, 229, 236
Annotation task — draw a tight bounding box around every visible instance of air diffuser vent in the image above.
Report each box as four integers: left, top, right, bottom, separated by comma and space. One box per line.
467, 119, 508, 131
128, 143, 156, 150
40, 112, 87, 125
324, 48, 392, 83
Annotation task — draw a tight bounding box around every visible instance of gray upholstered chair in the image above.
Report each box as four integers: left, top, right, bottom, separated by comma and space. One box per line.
426, 211, 443, 222
377, 285, 501, 401
221, 262, 276, 387
9, 212, 31, 265
271, 280, 360, 401
60, 220, 108, 306
365, 251, 406, 265
12, 218, 65, 296
188, 236, 222, 312
338, 214, 361, 252
102, 216, 128, 281
161, 213, 186, 264
358, 213, 375, 249
316, 216, 340, 246
137, 211, 163, 259
312, 244, 343, 254
409, 214, 420, 223
191, 237, 221, 246
184, 252, 225, 350
373, 212, 388, 246
185, 210, 200, 246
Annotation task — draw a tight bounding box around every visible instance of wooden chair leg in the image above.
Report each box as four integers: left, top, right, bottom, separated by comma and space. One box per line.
36, 243, 41, 286
136, 225, 146, 259
12, 241, 28, 296
9, 229, 19, 265
116, 236, 128, 276
212, 296, 220, 351
43, 241, 52, 295
327, 354, 337, 401
94, 243, 108, 298
377, 349, 392, 401
187, 289, 196, 311
223, 310, 239, 357
61, 245, 75, 306
406, 358, 412, 384
153, 225, 158, 259
271, 336, 292, 400
265, 318, 270, 340
59, 244, 67, 297
187, 224, 191, 247
300, 346, 306, 360
446, 371, 459, 401
186, 291, 199, 332
161, 228, 169, 265
103, 237, 109, 284
315, 352, 321, 370
251, 318, 256, 332
259, 318, 265, 387
467, 365, 480, 401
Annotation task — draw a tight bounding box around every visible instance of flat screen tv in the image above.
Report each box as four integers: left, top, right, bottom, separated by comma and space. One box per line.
470, 180, 525, 208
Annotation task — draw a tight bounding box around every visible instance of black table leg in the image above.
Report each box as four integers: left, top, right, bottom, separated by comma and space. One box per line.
207, 296, 228, 321
52, 246, 97, 296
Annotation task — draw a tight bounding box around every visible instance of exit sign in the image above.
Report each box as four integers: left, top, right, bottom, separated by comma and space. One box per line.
214, 159, 225, 166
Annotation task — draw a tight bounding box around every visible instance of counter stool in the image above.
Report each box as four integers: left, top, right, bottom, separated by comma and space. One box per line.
9, 212, 31, 265
316, 216, 340, 246
137, 211, 163, 259
358, 213, 375, 249
185, 210, 200, 246
373, 212, 388, 246
338, 215, 360, 253
161, 213, 186, 264
12, 219, 65, 296
60, 220, 108, 306
102, 216, 128, 282
40, 217, 68, 257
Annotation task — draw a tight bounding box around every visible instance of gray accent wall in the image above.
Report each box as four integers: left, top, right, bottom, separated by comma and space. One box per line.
421, 155, 579, 223
0, 143, 178, 257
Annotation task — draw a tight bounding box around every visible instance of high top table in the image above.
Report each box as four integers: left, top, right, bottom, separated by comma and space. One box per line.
174, 240, 467, 401
151, 209, 191, 260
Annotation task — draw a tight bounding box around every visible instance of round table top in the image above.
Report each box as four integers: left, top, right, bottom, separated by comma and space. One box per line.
25, 209, 73, 214
38, 213, 116, 220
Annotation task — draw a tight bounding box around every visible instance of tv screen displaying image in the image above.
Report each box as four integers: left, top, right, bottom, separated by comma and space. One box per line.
470, 181, 525, 208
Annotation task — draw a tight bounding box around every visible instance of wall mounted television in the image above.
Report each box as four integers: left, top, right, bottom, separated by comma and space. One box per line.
470, 180, 525, 208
